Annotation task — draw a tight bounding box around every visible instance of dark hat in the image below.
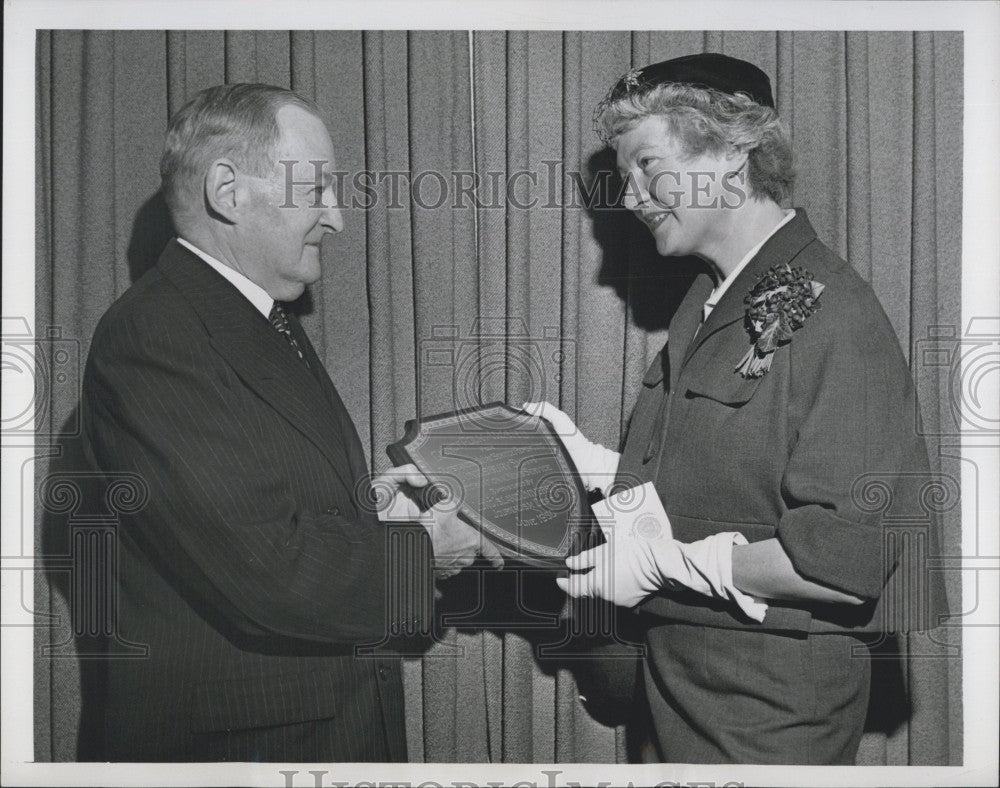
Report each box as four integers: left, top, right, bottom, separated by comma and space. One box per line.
605, 52, 774, 108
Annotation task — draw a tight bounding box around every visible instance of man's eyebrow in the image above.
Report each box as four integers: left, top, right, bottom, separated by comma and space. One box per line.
292, 169, 334, 188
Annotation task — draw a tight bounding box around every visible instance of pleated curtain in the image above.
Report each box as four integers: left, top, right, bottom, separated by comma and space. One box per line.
35, 29, 963, 765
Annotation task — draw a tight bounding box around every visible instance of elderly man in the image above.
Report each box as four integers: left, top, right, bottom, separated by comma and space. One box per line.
81, 83, 499, 762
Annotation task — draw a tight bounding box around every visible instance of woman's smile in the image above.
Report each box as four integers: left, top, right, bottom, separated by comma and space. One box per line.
641, 210, 671, 230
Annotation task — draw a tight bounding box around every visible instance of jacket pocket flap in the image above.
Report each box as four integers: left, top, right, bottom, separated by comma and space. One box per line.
189, 669, 341, 733
684, 366, 764, 405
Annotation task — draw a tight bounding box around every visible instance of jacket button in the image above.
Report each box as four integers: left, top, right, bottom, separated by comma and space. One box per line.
325, 506, 340, 516
377, 665, 389, 680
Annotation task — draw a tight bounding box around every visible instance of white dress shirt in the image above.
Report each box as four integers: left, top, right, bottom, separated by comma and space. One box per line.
703, 209, 796, 322
176, 237, 274, 318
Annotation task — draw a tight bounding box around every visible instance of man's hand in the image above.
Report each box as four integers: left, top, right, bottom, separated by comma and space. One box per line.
417, 506, 504, 579
370, 464, 504, 578
370, 464, 429, 522
521, 401, 620, 494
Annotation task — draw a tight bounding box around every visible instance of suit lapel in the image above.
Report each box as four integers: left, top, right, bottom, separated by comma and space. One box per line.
668, 273, 714, 392
286, 312, 371, 486
157, 241, 357, 492
681, 209, 820, 368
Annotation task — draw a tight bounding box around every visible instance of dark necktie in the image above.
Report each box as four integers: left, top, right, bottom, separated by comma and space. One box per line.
268, 302, 310, 369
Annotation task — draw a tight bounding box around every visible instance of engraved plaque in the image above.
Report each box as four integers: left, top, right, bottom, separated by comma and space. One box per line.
387, 402, 593, 567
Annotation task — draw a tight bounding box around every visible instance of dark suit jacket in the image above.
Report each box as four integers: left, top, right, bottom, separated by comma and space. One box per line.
81, 240, 432, 761
618, 210, 947, 634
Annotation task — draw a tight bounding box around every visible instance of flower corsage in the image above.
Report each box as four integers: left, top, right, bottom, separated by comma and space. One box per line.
735, 263, 825, 379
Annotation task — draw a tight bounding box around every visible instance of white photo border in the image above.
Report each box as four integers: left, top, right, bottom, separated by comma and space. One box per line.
3, 1, 998, 786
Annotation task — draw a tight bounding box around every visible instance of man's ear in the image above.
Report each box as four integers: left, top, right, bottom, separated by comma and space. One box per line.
204, 159, 239, 222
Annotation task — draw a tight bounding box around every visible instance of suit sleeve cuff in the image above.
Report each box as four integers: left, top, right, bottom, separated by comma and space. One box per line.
777, 506, 888, 599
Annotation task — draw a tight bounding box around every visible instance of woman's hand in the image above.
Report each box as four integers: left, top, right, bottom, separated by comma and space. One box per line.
556, 519, 664, 608
557, 522, 767, 621
521, 401, 621, 494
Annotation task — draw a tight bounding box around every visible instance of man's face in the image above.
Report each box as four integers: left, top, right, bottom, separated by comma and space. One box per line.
240, 104, 343, 302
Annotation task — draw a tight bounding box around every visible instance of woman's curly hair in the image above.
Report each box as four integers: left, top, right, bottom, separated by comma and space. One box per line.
594, 82, 795, 204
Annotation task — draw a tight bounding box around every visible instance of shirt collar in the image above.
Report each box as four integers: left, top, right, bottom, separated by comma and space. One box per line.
176, 237, 275, 319
703, 209, 796, 321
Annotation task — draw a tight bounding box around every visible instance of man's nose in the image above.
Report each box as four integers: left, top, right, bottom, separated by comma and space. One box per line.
322, 202, 344, 233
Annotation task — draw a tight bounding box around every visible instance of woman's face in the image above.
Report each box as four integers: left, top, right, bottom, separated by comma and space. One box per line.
615, 114, 740, 260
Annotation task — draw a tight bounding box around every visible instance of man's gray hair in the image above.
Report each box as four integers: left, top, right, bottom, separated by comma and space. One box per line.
160, 83, 320, 219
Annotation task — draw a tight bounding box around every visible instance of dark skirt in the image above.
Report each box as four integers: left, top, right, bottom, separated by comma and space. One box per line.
644, 622, 870, 764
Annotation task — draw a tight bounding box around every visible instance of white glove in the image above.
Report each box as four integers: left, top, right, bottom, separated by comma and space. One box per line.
556, 522, 768, 622
522, 401, 620, 495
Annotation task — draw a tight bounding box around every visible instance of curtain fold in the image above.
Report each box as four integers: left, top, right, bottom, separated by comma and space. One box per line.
34, 29, 962, 765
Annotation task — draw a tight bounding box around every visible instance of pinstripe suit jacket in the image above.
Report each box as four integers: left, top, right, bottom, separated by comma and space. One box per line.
81, 240, 432, 761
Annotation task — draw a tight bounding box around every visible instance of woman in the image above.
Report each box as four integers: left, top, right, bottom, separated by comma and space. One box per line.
526, 53, 937, 764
